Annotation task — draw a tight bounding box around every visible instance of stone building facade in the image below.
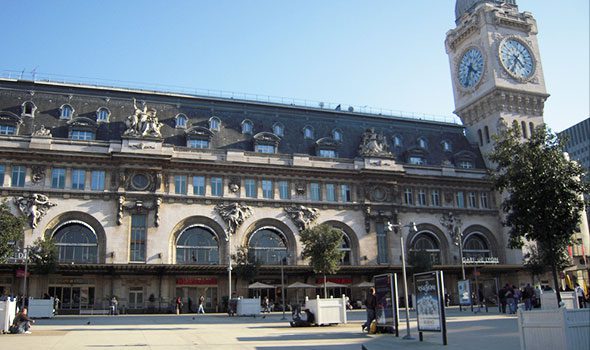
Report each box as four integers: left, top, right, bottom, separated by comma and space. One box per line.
0, 0, 586, 313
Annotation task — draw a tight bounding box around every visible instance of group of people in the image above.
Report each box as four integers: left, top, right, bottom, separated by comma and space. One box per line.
499, 283, 535, 313
175, 295, 205, 314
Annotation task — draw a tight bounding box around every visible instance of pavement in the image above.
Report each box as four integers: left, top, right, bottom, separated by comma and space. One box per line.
0, 307, 521, 350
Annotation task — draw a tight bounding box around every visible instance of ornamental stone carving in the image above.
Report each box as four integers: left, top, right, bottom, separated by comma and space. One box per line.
32, 125, 52, 137
284, 205, 319, 231
440, 212, 463, 245
117, 196, 162, 227
215, 202, 253, 239
228, 178, 240, 193
31, 165, 46, 184
358, 128, 393, 158
124, 98, 163, 138
15, 193, 57, 228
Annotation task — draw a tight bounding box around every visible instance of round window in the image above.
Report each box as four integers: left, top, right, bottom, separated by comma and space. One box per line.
131, 173, 150, 191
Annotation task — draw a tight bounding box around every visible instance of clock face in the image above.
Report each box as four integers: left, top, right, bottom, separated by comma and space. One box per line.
458, 48, 484, 89
499, 39, 534, 79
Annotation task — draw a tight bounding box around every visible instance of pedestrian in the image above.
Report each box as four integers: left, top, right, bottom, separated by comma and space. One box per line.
175, 296, 183, 315
188, 297, 193, 313
110, 296, 118, 315
506, 285, 515, 314
523, 283, 535, 311
10, 307, 35, 334
499, 284, 508, 313
362, 287, 376, 332
574, 283, 586, 308
198, 295, 205, 314
262, 296, 270, 313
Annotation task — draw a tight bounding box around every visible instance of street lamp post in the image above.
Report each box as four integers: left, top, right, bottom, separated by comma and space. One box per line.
280, 256, 287, 320
226, 233, 232, 299
389, 221, 418, 340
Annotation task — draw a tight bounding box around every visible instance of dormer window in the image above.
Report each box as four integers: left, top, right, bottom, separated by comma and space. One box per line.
241, 119, 253, 134
441, 140, 452, 152
21, 101, 37, 117
459, 160, 474, 169
253, 132, 280, 154
453, 150, 477, 169
60, 104, 74, 119
332, 129, 343, 142
209, 116, 221, 131
303, 125, 314, 139
319, 149, 337, 158
272, 122, 284, 137
96, 107, 110, 123
409, 156, 425, 165
186, 126, 213, 149
175, 113, 188, 129
0, 125, 16, 135
315, 137, 339, 158
393, 135, 403, 147
418, 137, 428, 149
68, 117, 97, 140
0, 112, 23, 135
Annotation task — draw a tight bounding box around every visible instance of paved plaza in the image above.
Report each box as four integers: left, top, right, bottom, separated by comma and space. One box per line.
0, 308, 521, 350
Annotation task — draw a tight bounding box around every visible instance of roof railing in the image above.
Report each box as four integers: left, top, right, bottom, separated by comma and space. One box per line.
1, 70, 462, 125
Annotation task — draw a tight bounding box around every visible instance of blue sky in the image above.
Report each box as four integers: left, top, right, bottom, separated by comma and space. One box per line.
1, 0, 588, 132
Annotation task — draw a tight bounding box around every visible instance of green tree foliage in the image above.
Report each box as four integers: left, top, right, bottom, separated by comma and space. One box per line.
29, 237, 59, 274
490, 123, 589, 302
0, 201, 25, 263
232, 245, 259, 285
300, 224, 344, 296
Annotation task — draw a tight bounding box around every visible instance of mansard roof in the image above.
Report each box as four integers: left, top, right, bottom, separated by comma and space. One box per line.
0, 79, 486, 169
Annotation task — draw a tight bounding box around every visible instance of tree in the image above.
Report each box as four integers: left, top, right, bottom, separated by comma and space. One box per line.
0, 201, 26, 263
299, 224, 344, 298
29, 237, 59, 274
489, 123, 589, 303
231, 245, 260, 290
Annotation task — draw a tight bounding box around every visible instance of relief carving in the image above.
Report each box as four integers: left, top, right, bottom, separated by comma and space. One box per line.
32, 125, 52, 137
15, 193, 57, 228
284, 205, 319, 231
228, 178, 240, 193
358, 128, 393, 158
124, 98, 163, 138
215, 202, 253, 239
31, 165, 46, 184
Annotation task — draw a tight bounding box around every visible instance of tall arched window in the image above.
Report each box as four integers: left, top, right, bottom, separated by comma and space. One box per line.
175, 114, 188, 128
332, 129, 343, 142
339, 231, 351, 265
96, 107, 110, 122
60, 104, 74, 119
521, 121, 528, 138
410, 232, 440, 264
176, 226, 219, 264
463, 234, 491, 259
241, 119, 253, 134
209, 116, 221, 131
272, 122, 284, 137
248, 227, 287, 264
53, 222, 98, 263
303, 125, 314, 139
477, 129, 483, 146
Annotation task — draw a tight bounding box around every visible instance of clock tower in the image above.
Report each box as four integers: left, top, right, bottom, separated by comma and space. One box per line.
445, 0, 549, 167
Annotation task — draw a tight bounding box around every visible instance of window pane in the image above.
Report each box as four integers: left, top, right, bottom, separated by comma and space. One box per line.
71, 130, 94, 140
130, 214, 147, 262
211, 177, 223, 197
431, 190, 440, 206
376, 222, 388, 264
480, 192, 489, 209
262, 180, 273, 199
0, 165, 4, 187
71, 169, 85, 190
326, 183, 336, 202
53, 223, 98, 264
468, 192, 477, 208
11, 166, 25, 187
310, 183, 321, 201
91, 170, 105, 191
248, 228, 287, 265
0, 125, 16, 135
278, 181, 290, 200
319, 149, 336, 158
245, 179, 257, 198
456, 191, 465, 208
175, 175, 187, 195
193, 176, 205, 195
340, 184, 351, 202
52, 168, 66, 189
404, 188, 413, 205
176, 226, 219, 264
188, 139, 209, 149
255, 144, 275, 154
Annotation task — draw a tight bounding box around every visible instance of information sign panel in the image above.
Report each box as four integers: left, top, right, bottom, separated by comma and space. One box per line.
373, 273, 399, 334
458, 279, 472, 306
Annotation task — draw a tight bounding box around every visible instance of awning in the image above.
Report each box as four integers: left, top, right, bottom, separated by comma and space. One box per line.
248, 282, 275, 289
352, 281, 374, 288
286, 282, 316, 289
317, 281, 348, 288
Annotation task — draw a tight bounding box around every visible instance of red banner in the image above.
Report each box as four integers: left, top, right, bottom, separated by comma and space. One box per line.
315, 277, 352, 285
16, 269, 30, 278
176, 277, 218, 286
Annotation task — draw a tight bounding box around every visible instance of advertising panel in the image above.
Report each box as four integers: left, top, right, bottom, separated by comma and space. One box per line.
458, 279, 472, 306
415, 271, 442, 332
374, 273, 398, 331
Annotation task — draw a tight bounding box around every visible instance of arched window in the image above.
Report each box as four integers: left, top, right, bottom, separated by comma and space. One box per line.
332, 129, 343, 142
248, 227, 287, 264
463, 234, 491, 259
209, 116, 221, 131
176, 226, 219, 264
393, 135, 403, 147
303, 125, 314, 139
272, 122, 284, 137
60, 104, 74, 119
418, 137, 428, 149
241, 119, 253, 134
53, 222, 98, 263
410, 232, 440, 264
529, 122, 535, 137
175, 114, 188, 128
96, 107, 110, 122
339, 232, 351, 265
441, 140, 452, 152
477, 129, 483, 146
22, 101, 36, 116
521, 121, 528, 139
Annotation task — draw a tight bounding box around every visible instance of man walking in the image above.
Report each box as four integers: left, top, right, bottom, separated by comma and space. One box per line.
198, 295, 205, 314
362, 287, 376, 332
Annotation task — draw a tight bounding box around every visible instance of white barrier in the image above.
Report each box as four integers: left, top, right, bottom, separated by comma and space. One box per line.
518, 308, 590, 350
0, 299, 17, 333
28, 298, 55, 318
541, 292, 578, 310
236, 297, 261, 316
305, 295, 347, 325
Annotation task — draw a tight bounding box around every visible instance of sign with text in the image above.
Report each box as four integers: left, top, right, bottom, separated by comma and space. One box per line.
414, 271, 444, 332
458, 279, 472, 306
176, 277, 218, 286
374, 273, 399, 332
462, 257, 499, 265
